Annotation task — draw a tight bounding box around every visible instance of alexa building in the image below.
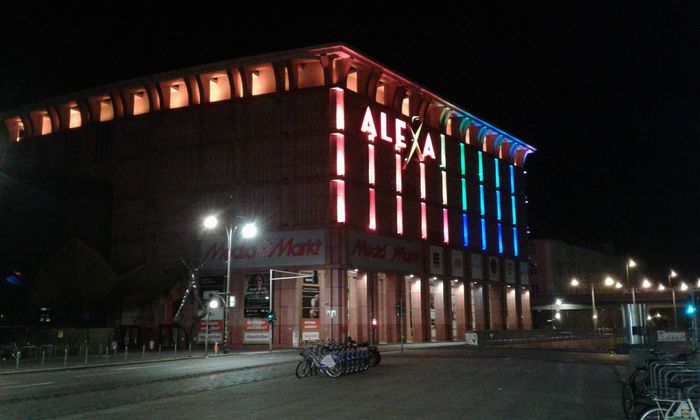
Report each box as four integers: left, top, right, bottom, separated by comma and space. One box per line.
1, 44, 535, 347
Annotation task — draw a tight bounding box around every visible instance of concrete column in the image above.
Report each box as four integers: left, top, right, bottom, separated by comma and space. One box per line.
324, 268, 348, 341
483, 283, 492, 330
433, 280, 447, 341
420, 277, 431, 342
454, 282, 466, 339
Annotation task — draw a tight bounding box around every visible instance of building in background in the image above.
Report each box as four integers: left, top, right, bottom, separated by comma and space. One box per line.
0, 44, 536, 347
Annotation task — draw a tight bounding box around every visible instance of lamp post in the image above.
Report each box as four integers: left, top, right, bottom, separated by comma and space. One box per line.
571, 278, 597, 336
203, 215, 258, 352
626, 259, 637, 306
204, 295, 225, 357
669, 270, 678, 328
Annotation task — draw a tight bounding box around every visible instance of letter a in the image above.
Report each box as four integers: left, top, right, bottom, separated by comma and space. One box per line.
422, 133, 436, 160
360, 107, 377, 142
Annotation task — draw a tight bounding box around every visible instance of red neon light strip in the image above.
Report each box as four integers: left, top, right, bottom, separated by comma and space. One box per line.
368, 144, 375, 186
331, 133, 345, 176
333, 180, 345, 223
396, 195, 403, 235
331, 87, 344, 131
421, 202, 427, 239
369, 188, 376, 230
443, 208, 449, 244
395, 154, 402, 193
420, 162, 426, 200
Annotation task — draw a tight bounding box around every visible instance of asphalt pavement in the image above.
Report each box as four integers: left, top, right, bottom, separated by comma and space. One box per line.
0, 344, 628, 419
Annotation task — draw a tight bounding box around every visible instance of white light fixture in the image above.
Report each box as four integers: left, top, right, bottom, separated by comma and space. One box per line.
655, 312, 661, 318
642, 279, 652, 289
658, 284, 666, 291
680, 282, 689, 292
604, 277, 615, 287
208, 299, 219, 309
554, 311, 561, 320
615, 282, 623, 289
570, 278, 580, 287
670, 270, 678, 278
647, 315, 652, 321
241, 222, 258, 239
628, 259, 637, 268
203, 215, 218, 229
555, 298, 563, 306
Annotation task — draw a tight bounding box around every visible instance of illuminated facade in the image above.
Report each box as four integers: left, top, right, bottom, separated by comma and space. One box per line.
0, 44, 535, 346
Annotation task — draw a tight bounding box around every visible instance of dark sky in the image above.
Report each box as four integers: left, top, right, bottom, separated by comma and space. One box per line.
1, 5, 698, 281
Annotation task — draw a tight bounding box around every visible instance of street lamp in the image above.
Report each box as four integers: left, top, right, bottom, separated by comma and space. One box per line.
203, 214, 258, 352
570, 277, 597, 336
626, 259, 637, 305
642, 279, 652, 289
669, 269, 678, 328
205, 295, 225, 357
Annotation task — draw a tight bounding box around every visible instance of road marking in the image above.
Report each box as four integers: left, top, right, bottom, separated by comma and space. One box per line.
114, 366, 158, 371
4, 381, 53, 389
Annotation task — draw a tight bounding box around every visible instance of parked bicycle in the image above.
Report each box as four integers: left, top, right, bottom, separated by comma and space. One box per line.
295, 339, 380, 379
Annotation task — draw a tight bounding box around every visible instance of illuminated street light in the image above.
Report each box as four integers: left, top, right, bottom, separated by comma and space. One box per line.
554, 311, 561, 320
642, 279, 652, 289
203, 214, 258, 352
658, 284, 666, 291
615, 282, 623, 289
628, 259, 637, 268
555, 298, 563, 306
604, 277, 615, 287
208, 299, 219, 309
570, 278, 580, 287
680, 282, 689, 292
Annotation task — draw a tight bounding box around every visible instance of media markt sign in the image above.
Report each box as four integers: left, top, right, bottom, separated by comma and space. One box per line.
201, 229, 325, 270
347, 231, 422, 273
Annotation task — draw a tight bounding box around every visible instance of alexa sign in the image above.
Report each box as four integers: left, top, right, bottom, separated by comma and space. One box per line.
360, 106, 436, 167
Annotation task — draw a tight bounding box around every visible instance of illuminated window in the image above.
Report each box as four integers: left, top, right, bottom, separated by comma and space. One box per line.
421, 202, 427, 239
168, 81, 188, 109
347, 71, 358, 92
376, 84, 385, 105
479, 185, 485, 216
461, 179, 467, 211
497, 223, 504, 254
41, 114, 52, 135
133, 90, 149, 115
283, 67, 290, 91
251, 65, 276, 96
5, 118, 24, 141
443, 209, 449, 244
68, 107, 81, 128
369, 188, 376, 230
420, 162, 426, 199
368, 145, 375, 186
478, 151, 484, 182
297, 61, 324, 88
446, 117, 453, 136
401, 96, 410, 116
462, 214, 469, 247
207, 73, 231, 102
494, 158, 500, 189
441, 171, 448, 205
396, 195, 403, 235
100, 98, 114, 121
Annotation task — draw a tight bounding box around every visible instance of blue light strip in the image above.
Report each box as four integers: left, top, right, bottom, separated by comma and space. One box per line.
479, 185, 485, 216
481, 218, 487, 251
494, 158, 500, 189
509, 165, 515, 194
511, 195, 517, 224
462, 213, 469, 247
460, 144, 466, 176
513, 227, 519, 256
478, 151, 484, 182
497, 223, 503, 254
496, 191, 502, 221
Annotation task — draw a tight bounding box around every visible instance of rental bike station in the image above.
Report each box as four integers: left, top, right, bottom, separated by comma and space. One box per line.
623, 346, 700, 419
295, 339, 381, 379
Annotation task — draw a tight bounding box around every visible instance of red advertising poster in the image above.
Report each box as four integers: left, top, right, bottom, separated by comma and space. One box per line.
196, 320, 224, 343
243, 318, 270, 344
301, 274, 321, 342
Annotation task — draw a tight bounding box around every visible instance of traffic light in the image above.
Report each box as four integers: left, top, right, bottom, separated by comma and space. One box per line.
395, 302, 404, 317
687, 291, 699, 316
267, 311, 276, 324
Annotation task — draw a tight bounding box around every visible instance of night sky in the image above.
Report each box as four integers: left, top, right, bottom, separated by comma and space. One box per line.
1, 5, 698, 281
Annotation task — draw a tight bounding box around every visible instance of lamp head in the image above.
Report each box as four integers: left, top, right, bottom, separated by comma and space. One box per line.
203, 215, 218, 230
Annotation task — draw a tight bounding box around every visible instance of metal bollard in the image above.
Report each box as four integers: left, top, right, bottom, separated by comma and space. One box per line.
85, 347, 89, 365
158, 344, 162, 355
142, 344, 146, 360
124, 347, 128, 362
189, 343, 192, 357
41, 350, 45, 368
15, 351, 20, 370
64, 347, 68, 367
174, 343, 177, 355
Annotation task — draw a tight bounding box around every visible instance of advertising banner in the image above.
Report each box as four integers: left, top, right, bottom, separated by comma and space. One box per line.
302, 319, 321, 342
243, 318, 270, 344
301, 274, 321, 342
347, 231, 422, 273
195, 289, 224, 343
201, 229, 325, 270
244, 273, 269, 319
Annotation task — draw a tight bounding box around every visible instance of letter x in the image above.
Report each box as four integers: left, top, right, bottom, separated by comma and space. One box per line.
403, 116, 424, 170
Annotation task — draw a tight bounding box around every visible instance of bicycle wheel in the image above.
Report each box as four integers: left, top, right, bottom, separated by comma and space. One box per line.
639, 407, 664, 420
369, 349, 381, 366
630, 368, 649, 396
295, 360, 310, 379
325, 365, 343, 378
622, 383, 636, 419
